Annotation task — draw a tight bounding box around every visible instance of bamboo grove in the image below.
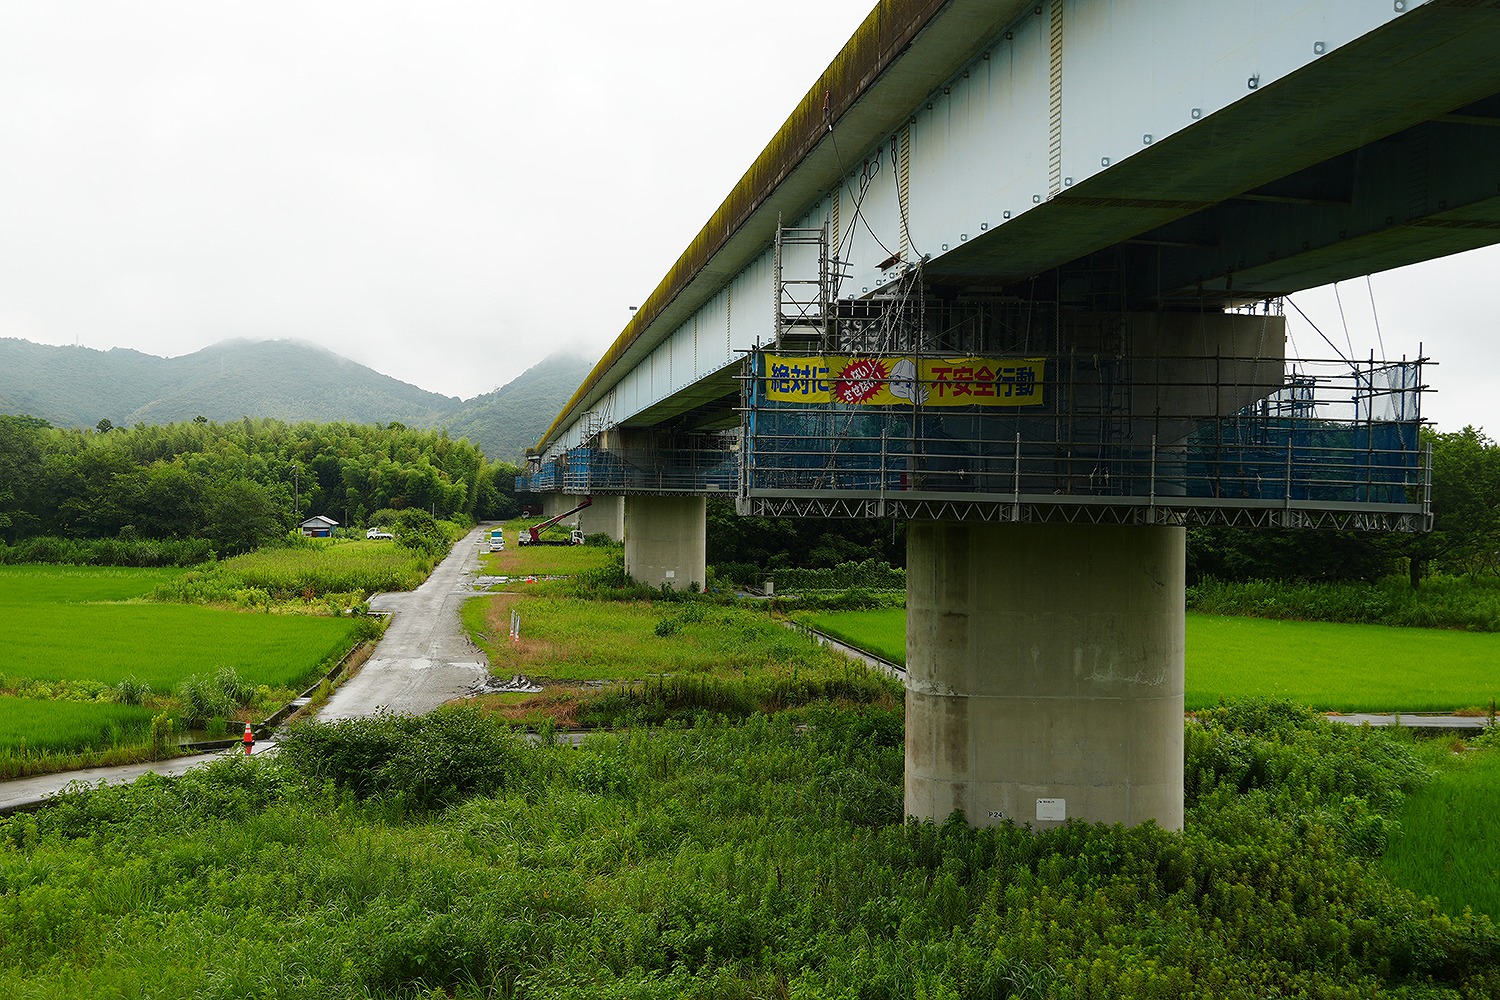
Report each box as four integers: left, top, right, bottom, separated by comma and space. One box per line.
0, 415, 521, 556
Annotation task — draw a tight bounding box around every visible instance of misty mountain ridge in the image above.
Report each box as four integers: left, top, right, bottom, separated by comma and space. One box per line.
0, 337, 593, 463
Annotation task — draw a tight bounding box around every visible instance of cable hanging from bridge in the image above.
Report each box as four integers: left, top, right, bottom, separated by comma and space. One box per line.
1366, 275, 1387, 359
826, 127, 902, 292
1285, 295, 1354, 366
1334, 282, 1357, 362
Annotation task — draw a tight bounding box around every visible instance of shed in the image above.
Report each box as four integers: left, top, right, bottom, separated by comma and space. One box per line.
298, 515, 339, 538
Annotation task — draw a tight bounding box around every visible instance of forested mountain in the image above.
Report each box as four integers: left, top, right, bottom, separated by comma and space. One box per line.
0, 338, 459, 428
442, 354, 594, 462
0, 338, 590, 461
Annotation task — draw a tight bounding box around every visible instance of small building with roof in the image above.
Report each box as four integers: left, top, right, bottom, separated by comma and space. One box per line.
298, 515, 339, 538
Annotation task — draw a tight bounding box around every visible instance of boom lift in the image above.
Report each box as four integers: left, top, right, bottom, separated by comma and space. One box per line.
518, 496, 592, 546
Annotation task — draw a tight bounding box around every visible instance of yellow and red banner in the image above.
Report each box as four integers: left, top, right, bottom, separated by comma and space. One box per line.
763, 355, 1045, 407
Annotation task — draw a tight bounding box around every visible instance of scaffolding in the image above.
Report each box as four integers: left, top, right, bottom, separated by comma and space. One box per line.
518, 431, 740, 496
773, 219, 834, 352
738, 349, 1430, 531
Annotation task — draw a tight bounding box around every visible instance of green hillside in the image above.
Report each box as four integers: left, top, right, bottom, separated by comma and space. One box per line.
441, 353, 594, 462
0, 338, 591, 463
124, 339, 461, 426
0, 339, 169, 427
0, 337, 459, 428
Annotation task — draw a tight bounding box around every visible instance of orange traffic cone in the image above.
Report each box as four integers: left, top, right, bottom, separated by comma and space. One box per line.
242, 722, 254, 756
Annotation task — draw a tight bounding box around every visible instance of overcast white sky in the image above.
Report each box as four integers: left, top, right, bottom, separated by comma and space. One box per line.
0, 1, 1494, 432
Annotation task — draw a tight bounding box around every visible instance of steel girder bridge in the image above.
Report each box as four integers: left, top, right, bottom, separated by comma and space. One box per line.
517, 0, 1500, 830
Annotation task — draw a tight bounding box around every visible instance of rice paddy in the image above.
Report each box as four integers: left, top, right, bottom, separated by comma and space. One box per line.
1380, 738, 1500, 918
0, 695, 154, 757
0, 564, 361, 760
795, 607, 1500, 713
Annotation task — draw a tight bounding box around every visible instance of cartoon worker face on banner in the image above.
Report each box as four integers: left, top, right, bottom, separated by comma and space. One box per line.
889, 358, 929, 404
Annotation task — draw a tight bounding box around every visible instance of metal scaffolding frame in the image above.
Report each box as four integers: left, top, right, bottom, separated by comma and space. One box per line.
519, 431, 739, 496
738, 348, 1431, 532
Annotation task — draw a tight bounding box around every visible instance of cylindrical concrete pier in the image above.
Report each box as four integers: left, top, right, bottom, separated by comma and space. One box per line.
578, 494, 625, 542
624, 496, 706, 590
905, 521, 1184, 831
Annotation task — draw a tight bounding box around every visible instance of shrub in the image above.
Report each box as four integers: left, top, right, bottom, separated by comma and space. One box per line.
111, 676, 152, 706
148, 712, 174, 758
178, 667, 252, 727
1186, 574, 1500, 631
0, 535, 208, 567
771, 558, 906, 593
571, 553, 648, 598
276, 706, 534, 811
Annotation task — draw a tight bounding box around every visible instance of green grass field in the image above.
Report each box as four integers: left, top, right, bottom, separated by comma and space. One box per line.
462, 594, 897, 729
0, 565, 359, 695
1381, 739, 1500, 918
0, 696, 154, 756
796, 608, 1500, 712
467, 596, 825, 683
480, 522, 621, 578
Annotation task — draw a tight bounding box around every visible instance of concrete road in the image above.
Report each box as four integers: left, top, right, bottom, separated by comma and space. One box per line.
317, 526, 494, 721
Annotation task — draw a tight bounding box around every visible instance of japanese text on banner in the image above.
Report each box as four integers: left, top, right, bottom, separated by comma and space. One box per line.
763, 355, 1045, 407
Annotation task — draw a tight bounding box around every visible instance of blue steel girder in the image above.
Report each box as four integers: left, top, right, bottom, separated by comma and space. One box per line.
539, 0, 1496, 465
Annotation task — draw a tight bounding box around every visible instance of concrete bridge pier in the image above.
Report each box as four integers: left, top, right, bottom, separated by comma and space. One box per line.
624, 496, 706, 590
577, 494, 624, 542
541, 493, 587, 520
905, 520, 1185, 831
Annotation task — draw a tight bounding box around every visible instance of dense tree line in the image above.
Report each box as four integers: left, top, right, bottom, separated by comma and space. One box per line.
0, 414, 520, 555
707, 496, 907, 579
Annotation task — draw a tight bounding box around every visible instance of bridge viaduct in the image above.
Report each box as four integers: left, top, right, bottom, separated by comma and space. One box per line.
519, 0, 1500, 831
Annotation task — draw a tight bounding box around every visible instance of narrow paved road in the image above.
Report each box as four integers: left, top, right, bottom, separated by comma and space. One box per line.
317, 526, 494, 720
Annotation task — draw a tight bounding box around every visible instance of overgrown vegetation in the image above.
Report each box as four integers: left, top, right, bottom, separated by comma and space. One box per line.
766, 558, 906, 593
0, 704, 1495, 997
465, 592, 900, 729
0, 534, 213, 567
153, 534, 465, 609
